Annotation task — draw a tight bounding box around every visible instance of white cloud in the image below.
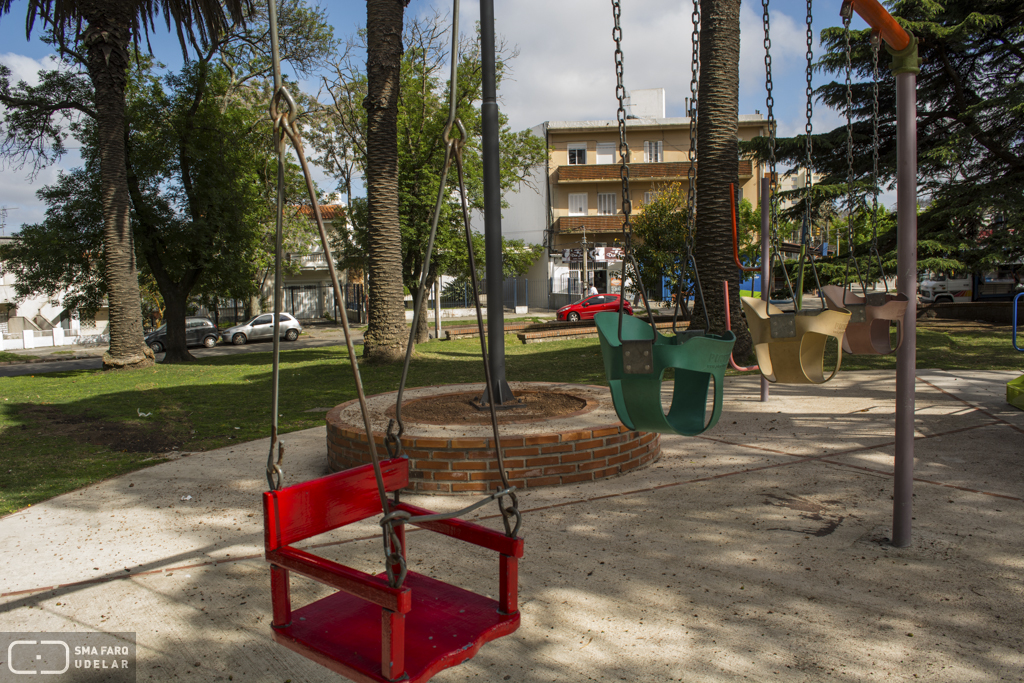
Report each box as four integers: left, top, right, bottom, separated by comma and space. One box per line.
426, 1, 845, 137
0, 53, 78, 234
0, 52, 60, 86
0, 0, 857, 228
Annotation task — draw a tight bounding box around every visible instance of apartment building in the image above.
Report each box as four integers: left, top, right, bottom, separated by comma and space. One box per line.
499, 89, 770, 308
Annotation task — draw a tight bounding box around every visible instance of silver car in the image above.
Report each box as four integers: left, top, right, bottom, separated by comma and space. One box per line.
222, 313, 302, 345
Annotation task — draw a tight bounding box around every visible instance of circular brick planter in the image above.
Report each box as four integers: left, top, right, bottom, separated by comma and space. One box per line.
326, 382, 660, 494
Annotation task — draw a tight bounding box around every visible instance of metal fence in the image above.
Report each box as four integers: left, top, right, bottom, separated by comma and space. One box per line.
193, 283, 366, 326
432, 277, 529, 311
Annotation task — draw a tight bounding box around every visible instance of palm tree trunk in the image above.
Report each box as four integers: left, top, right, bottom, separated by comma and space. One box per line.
694, 0, 752, 361
362, 0, 410, 363
82, 6, 153, 370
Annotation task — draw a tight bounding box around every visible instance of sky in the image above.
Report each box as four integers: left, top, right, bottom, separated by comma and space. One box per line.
0, 0, 880, 234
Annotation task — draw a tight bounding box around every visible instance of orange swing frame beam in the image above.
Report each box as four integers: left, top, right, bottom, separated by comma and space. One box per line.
846, 0, 911, 51
731, 183, 761, 274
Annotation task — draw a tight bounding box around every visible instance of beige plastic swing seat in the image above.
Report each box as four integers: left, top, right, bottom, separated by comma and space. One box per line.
821, 285, 908, 356
741, 296, 852, 384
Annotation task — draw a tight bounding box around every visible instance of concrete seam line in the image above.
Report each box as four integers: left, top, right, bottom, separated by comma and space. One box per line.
819, 458, 1023, 503
918, 376, 1024, 436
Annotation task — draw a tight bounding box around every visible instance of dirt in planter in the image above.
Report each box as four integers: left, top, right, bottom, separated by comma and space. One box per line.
395, 390, 589, 425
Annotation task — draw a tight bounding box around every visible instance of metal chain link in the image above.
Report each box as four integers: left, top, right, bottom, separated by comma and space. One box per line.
841, 11, 867, 297
869, 31, 888, 288
804, 0, 814, 232
676, 0, 701, 331
686, 0, 699, 253
611, 0, 654, 340
762, 0, 795, 304
843, 13, 855, 259
803, 0, 826, 308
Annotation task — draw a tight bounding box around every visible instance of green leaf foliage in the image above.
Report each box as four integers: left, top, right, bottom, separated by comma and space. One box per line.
744, 0, 1024, 275
319, 14, 548, 300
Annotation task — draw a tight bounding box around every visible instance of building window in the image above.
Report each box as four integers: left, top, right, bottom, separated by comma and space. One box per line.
643, 191, 656, 205
598, 193, 616, 215
596, 142, 616, 164
567, 143, 587, 165
568, 192, 588, 216
644, 140, 663, 163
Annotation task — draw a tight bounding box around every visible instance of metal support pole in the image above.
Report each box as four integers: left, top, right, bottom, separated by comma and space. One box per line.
892, 66, 918, 547
581, 227, 588, 299
479, 0, 514, 405
760, 177, 770, 402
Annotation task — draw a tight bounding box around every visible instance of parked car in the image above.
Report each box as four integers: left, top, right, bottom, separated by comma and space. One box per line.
557, 294, 633, 322
221, 313, 302, 345
145, 317, 219, 353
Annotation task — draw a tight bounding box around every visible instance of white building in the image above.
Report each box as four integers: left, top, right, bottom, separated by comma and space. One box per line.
0, 236, 110, 350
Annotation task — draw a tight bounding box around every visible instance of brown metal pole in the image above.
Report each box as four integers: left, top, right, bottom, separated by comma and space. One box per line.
760, 176, 770, 402
891, 52, 918, 548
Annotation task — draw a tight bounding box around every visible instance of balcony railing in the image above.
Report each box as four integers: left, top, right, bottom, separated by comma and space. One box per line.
556, 160, 753, 183
555, 215, 626, 234
288, 252, 329, 269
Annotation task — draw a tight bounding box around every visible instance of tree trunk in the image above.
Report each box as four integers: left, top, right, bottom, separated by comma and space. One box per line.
362, 0, 410, 363
694, 0, 752, 361
83, 4, 153, 370
160, 287, 196, 363
411, 274, 435, 344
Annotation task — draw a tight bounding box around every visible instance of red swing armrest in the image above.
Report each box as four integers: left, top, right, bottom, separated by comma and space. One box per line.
268, 546, 412, 613
394, 502, 524, 558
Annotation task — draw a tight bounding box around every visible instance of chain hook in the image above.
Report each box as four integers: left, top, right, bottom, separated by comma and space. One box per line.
266, 440, 284, 491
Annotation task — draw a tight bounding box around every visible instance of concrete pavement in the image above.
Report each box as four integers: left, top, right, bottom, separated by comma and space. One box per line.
1, 369, 1022, 682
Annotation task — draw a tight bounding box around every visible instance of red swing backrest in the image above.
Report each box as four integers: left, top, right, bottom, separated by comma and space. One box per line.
264, 458, 409, 552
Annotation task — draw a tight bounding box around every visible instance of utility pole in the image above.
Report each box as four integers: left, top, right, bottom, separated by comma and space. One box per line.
580, 225, 588, 300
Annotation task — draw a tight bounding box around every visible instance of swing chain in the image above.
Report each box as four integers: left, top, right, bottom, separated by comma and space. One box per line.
870, 31, 888, 288
842, 13, 868, 298
266, 441, 283, 491
803, 0, 827, 309
612, 0, 631, 227
673, 0, 701, 333
611, 0, 655, 342
843, 13, 856, 260
763, 0, 796, 305
804, 0, 814, 222
383, 524, 407, 587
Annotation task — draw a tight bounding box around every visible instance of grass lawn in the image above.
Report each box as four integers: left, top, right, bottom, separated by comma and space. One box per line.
0, 320, 1020, 516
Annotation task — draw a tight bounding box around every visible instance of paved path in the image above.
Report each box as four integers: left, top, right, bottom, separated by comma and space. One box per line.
1, 370, 1022, 682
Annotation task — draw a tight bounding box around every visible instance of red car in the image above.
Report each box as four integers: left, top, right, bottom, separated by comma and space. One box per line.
557, 293, 633, 322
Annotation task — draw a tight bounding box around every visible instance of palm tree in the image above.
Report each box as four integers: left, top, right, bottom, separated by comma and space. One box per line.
361, 0, 411, 363
0, 0, 250, 369
693, 0, 752, 360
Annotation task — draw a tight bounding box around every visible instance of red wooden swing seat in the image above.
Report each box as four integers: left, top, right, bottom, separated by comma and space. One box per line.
263, 458, 523, 683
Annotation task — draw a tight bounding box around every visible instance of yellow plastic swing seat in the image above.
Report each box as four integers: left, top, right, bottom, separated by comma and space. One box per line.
821, 285, 909, 356
740, 296, 852, 384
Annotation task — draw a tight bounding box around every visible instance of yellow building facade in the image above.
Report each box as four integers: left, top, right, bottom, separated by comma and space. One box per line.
541, 114, 769, 303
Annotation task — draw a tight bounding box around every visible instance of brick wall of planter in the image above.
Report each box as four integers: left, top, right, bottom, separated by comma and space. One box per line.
326, 405, 660, 494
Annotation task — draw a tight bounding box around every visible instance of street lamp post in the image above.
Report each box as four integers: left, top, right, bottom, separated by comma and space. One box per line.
580, 225, 588, 300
